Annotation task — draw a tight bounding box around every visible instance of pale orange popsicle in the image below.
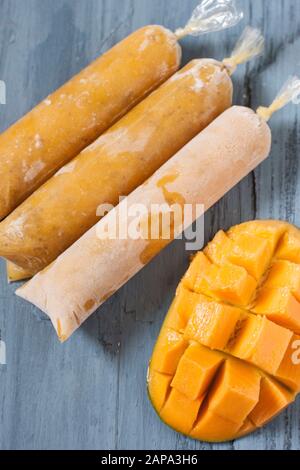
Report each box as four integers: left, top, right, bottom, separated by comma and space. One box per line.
16, 106, 271, 341
0, 59, 233, 275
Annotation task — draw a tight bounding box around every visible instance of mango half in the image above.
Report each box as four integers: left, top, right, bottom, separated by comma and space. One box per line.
147, 220, 300, 442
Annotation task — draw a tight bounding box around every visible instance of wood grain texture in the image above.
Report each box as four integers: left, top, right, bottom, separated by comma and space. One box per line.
0, 0, 300, 450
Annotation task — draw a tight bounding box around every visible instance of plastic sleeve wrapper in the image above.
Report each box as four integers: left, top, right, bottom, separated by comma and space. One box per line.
0, 25, 181, 220
175, 0, 243, 39
0, 59, 233, 275
0, 1, 243, 222
257, 76, 300, 122
6, 261, 32, 283
0, 24, 266, 280
223, 26, 264, 74
16, 106, 272, 342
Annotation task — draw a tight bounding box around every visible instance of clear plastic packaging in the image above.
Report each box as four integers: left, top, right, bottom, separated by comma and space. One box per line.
223, 26, 265, 74
257, 76, 300, 121
175, 0, 243, 39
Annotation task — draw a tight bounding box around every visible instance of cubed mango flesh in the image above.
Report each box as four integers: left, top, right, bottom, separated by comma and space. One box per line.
264, 260, 300, 302
165, 284, 199, 331
235, 419, 256, 439
183, 250, 257, 306
191, 403, 241, 442
171, 343, 224, 400
229, 315, 292, 375
204, 230, 234, 265
228, 220, 287, 252
160, 388, 204, 435
194, 263, 257, 307
148, 220, 300, 443
150, 328, 188, 375
148, 371, 172, 412
206, 358, 261, 424
249, 377, 294, 427
276, 229, 300, 264
182, 252, 211, 291
275, 334, 300, 391
205, 230, 272, 280
184, 296, 242, 349
252, 287, 300, 333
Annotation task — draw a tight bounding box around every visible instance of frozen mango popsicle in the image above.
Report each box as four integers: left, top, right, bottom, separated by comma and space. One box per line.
16, 105, 272, 340
0, 0, 242, 221
0, 27, 263, 276
15, 77, 300, 341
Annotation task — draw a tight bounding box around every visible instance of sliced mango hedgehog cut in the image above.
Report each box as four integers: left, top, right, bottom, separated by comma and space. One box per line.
147, 220, 300, 442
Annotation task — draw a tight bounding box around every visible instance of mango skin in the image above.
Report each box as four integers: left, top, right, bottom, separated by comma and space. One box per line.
148, 220, 300, 442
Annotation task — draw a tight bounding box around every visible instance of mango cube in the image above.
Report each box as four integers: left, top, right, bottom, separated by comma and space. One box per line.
276, 230, 300, 264
253, 287, 300, 333
182, 252, 211, 291
204, 230, 233, 265
227, 315, 260, 357
165, 285, 199, 331
207, 358, 261, 424
171, 344, 224, 400
228, 220, 286, 252
191, 403, 241, 442
249, 377, 294, 427
195, 263, 257, 307
228, 233, 272, 280
205, 230, 272, 280
148, 371, 172, 412
185, 246, 257, 307
236, 419, 256, 439
275, 334, 300, 391
150, 328, 187, 375
161, 388, 204, 435
184, 295, 241, 349
264, 260, 300, 302
229, 315, 292, 375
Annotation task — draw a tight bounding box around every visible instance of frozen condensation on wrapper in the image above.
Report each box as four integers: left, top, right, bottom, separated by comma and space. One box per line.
16, 106, 272, 341
2, 0, 244, 283
0, 0, 243, 223
15, 75, 300, 341
0, 27, 263, 278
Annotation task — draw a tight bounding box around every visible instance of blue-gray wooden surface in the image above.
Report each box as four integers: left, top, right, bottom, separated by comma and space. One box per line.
0, 0, 300, 450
